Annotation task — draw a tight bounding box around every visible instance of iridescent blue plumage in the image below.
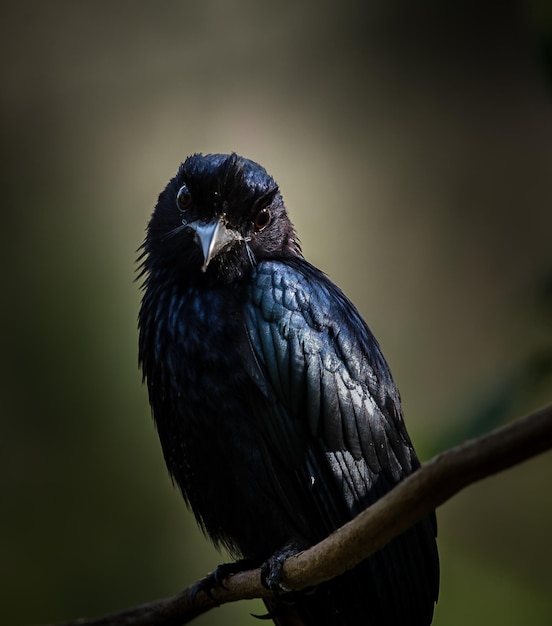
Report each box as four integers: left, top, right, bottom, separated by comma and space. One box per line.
138, 153, 439, 625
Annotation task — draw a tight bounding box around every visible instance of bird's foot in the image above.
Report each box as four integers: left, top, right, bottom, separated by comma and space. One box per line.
260, 541, 305, 593
192, 558, 257, 603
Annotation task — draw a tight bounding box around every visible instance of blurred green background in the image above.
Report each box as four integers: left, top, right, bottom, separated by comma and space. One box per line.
1, 1, 551, 625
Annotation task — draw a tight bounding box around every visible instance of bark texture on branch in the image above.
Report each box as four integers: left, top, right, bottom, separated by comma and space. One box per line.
46, 403, 552, 626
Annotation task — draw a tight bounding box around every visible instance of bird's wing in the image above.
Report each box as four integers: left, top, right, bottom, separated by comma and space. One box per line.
244, 259, 439, 624
245, 259, 419, 524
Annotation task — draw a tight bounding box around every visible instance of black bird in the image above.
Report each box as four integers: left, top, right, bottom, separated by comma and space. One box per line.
138, 153, 439, 625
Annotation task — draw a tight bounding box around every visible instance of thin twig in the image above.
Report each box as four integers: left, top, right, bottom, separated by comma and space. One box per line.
45, 403, 552, 626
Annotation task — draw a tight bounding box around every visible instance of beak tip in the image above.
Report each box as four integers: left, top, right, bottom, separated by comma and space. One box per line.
190, 218, 242, 271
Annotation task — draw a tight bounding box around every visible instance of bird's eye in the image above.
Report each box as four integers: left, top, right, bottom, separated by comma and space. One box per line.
254, 208, 271, 231
176, 184, 192, 211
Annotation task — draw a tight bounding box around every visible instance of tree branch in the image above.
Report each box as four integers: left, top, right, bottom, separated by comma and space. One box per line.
45, 403, 552, 626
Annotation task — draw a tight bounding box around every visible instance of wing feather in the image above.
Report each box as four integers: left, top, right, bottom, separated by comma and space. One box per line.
246, 259, 416, 486
244, 259, 439, 623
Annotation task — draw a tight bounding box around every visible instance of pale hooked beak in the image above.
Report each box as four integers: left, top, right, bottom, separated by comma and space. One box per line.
188, 218, 243, 272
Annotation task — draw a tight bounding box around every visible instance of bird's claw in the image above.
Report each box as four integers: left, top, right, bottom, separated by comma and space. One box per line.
192, 559, 256, 603
260, 542, 303, 593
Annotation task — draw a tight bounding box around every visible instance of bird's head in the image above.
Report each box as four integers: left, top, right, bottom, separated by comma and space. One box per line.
141, 153, 301, 285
